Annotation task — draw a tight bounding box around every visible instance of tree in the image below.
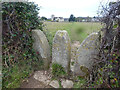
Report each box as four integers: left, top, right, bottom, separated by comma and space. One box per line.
69, 14, 75, 22
41, 16, 47, 21
86, 16, 92, 22
75, 17, 83, 22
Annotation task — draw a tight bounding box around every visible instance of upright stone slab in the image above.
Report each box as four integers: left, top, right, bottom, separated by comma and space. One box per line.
32, 30, 50, 69
74, 32, 100, 76
52, 30, 71, 73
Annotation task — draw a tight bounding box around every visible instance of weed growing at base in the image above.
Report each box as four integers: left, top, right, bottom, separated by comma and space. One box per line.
52, 63, 66, 78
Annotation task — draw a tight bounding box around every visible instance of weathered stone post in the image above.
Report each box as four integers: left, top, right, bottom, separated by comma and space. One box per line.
74, 32, 100, 76
32, 30, 50, 69
52, 30, 71, 73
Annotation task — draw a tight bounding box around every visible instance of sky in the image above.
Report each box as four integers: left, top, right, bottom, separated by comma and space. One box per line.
28, 0, 117, 18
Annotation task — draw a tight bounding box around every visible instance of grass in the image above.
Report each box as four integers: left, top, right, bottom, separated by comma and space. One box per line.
43, 22, 102, 46
52, 63, 66, 78
2, 58, 43, 88
73, 76, 87, 88
2, 63, 32, 88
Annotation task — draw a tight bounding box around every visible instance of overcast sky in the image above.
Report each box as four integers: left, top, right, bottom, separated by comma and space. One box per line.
28, 0, 116, 18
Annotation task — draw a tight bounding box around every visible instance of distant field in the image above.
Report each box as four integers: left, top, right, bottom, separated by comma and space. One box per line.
43, 22, 102, 46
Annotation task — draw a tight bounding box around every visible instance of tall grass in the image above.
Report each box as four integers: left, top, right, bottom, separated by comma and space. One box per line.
43, 22, 102, 47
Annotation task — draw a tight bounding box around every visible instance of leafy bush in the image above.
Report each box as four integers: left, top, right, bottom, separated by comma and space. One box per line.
2, 2, 43, 88
88, 1, 120, 88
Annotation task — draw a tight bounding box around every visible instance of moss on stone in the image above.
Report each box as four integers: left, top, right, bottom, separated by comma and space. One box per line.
80, 65, 89, 77
59, 32, 64, 37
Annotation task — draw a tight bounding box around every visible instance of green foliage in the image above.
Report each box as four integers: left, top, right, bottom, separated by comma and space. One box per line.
88, 1, 120, 88
90, 51, 120, 88
52, 63, 66, 78
75, 27, 84, 34
2, 2, 43, 88
46, 19, 51, 21
2, 63, 32, 88
40, 16, 47, 21
2, 2, 42, 30
73, 76, 86, 88
71, 61, 74, 66
108, 52, 120, 87
69, 14, 75, 22
58, 80, 62, 88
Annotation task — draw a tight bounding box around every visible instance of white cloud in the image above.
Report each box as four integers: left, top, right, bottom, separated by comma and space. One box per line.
28, 0, 114, 18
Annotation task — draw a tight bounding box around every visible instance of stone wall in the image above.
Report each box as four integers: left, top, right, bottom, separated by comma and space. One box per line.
32, 30, 100, 76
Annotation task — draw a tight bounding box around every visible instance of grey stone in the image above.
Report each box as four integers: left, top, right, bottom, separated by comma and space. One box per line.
71, 41, 80, 72
49, 80, 59, 88
74, 32, 100, 76
33, 71, 51, 85
52, 30, 71, 73
61, 79, 73, 88
32, 30, 50, 69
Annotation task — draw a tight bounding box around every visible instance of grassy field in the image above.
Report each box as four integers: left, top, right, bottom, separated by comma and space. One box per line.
43, 22, 102, 46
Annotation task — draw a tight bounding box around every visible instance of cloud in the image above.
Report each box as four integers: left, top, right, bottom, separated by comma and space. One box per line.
28, 0, 113, 18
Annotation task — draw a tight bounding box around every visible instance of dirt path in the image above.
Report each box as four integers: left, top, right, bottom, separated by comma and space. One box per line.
20, 71, 52, 88
20, 76, 51, 88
